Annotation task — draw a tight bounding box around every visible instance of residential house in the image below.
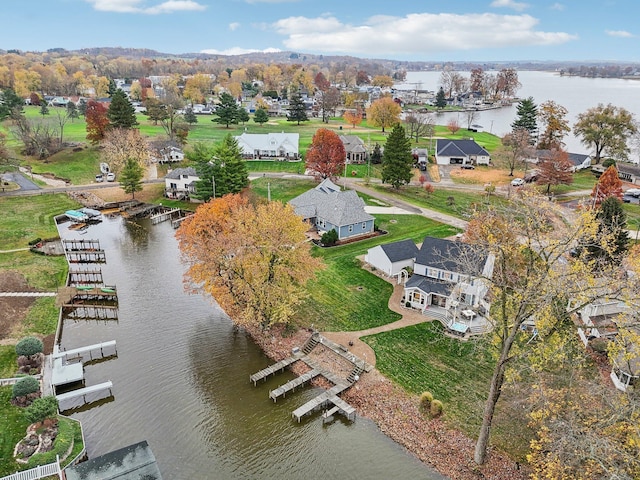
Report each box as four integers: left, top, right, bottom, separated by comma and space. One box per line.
435, 139, 490, 166
288, 178, 375, 240
158, 146, 184, 164
527, 149, 592, 171
235, 132, 300, 160
340, 135, 368, 164
402, 236, 494, 335
365, 239, 419, 281
164, 167, 199, 200
574, 298, 639, 391
592, 162, 640, 185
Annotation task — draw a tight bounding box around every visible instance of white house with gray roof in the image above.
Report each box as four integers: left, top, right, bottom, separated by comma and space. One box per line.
435, 139, 490, 166
164, 167, 199, 200
365, 239, 419, 279
235, 132, 299, 159
288, 178, 375, 240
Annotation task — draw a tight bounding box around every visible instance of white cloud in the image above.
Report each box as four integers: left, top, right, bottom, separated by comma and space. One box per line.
229, 22, 241, 31
606, 30, 634, 38
271, 13, 576, 56
550, 3, 565, 10
200, 47, 282, 55
86, 0, 206, 14
490, 0, 529, 11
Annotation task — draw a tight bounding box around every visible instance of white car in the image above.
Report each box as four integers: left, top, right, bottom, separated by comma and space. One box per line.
511, 177, 525, 187
106, 172, 116, 182
624, 188, 640, 197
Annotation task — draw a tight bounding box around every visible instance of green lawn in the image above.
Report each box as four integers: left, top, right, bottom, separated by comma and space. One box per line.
250, 177, 316, 202
370, 184, 507, 219
297, 214, 460, 331
0, 194, 78, 250
0, 346, 17, 378
0, 386, 31, 477
23, 145, 102, 185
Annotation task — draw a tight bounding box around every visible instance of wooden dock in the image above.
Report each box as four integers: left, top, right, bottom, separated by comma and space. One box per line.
63, 239, 106, 264
171, 213, 194, 229
291, 383, 355, 422
269, 368, 321, 401
150, 207, 181, 225
249, 353, 303, 385
56, 380, 113, 410
68, 268, 104, 286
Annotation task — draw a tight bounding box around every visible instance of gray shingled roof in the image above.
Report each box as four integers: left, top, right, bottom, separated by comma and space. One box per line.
436, 139, 489, 157
405, 274, 452, 296
165, 167, 197, 179
380, 239, 419, 263
289, 178, 374, 226
416, 236, 486, 275
534, 149, 591, 166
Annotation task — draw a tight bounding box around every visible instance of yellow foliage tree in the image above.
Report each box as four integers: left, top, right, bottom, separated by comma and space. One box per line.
177, 195, 324, 328
366, 97, 401, 133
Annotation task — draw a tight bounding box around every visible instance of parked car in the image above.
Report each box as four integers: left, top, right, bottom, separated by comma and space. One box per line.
461, 164, 475, 170
511, 177, 525, 187
95, 174, 104, 182
107, 173, 116, 182
624, 188, 640, 197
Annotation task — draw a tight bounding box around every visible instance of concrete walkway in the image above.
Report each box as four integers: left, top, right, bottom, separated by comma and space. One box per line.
323, 281, 433, 367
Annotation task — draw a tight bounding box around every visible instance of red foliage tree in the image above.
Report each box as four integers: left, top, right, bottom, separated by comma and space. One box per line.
535, 149, 574, 196
592, 165, 623, 206
343, 109, 363, 128
85, 100, 110, 144
305, 128, 346, 180
447, 118, 461, 135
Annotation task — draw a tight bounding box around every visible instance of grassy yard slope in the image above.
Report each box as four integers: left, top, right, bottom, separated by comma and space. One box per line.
0, 386, 31, 477
0, 194, 78, 250
298, 214, 460, 331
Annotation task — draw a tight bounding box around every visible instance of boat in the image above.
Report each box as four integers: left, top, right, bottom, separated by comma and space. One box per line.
100, 162, 110, 174
64, 210, 89, 223
79, 207, 103, 223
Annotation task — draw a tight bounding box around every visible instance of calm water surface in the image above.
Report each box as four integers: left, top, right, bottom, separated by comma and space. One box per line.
398, 70, 640, 157
59, 217, 444, 480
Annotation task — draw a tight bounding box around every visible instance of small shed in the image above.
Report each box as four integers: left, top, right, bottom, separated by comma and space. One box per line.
365, 239, 419, 278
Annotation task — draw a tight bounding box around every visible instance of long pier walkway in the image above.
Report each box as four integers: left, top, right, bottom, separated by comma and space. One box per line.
249, 352, 303, 385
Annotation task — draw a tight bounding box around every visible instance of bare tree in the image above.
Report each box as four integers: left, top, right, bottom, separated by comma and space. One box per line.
500, 129, 533, 176
11, 116, 60, 159
404, 113, 434, 143
53, 108, 70, 146
465, 110, 479, 130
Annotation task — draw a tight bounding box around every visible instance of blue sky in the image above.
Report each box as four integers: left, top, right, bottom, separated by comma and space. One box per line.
1, 0, 639, 62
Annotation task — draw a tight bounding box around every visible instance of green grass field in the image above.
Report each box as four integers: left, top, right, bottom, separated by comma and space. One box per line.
298, 214, 460, 331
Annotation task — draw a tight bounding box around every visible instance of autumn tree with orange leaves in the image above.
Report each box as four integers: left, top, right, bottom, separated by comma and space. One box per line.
305, 128, 346, 180
85, 100, 109, 144
535, 149, 574, 196
177, 194, 323, 328
591, 165, 623, 206
343, 109, 363, 128
366, 97, 401, 133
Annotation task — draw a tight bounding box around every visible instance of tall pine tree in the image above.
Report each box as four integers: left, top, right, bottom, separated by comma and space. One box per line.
586, 196, 630, 265
213, 134, 248, 196
213, 92, 239, 128
287, 92, 308, 125
108, 89, 138, 129
381, 124, 413, 189
435, 87, 447, 109
511, 96, 538, 142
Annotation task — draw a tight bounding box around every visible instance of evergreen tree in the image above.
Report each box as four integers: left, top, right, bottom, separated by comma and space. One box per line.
39, 102, 49, 116
287, 92, 308, 125
213, 92, 239, 128
511, 96, 538, 141
107, 78, 117, 97
184, 106, 198, 124
214, 134, 248, 196
237, 108, 250, 125
254, 107, 269, 126
191, 143, 216, 201
370, 143, 383, 164
435, 87, 447, 109
66, 101, 79, 122
0, 88, 25, 120
77, 98, 87, 117
585, 196, 629, 265
144, 97, 167, 125
119, 158, 144, 199
108, 89, 138, 129
381, 124, 413, 189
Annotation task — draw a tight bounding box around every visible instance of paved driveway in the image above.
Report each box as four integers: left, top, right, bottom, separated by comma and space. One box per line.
1, 172, 40, 191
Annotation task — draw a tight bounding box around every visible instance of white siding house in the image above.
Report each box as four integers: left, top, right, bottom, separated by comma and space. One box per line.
164, 167, 199, 200
435, 139, 490, 166
365, 239, 419, 280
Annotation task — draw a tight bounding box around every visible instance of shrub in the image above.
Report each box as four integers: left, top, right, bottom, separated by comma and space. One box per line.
24, 396, 58, 424
321, 229, 338, 246
602, 158, 616, 168
16, 337, 43, 357
430, 399, 444, 417
27, 417, 76, 468
28, 238, 42, 246
405, 301, 411, 308
424, 183, 434, 196
12, 376, 40, 399
420, 391, 433, 410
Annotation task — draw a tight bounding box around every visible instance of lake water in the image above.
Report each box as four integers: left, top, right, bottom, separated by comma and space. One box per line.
58, 217, 444, 480
397, 70, 640, 158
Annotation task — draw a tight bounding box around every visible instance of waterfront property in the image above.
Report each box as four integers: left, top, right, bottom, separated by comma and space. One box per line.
526, 149, 592, 171
435, 139, 491, 166
164, 167, 199, 200
288, 178, 375, 240
364, 239, 419, 281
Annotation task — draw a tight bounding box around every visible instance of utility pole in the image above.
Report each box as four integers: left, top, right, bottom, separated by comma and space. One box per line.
267, 182, 271, 202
